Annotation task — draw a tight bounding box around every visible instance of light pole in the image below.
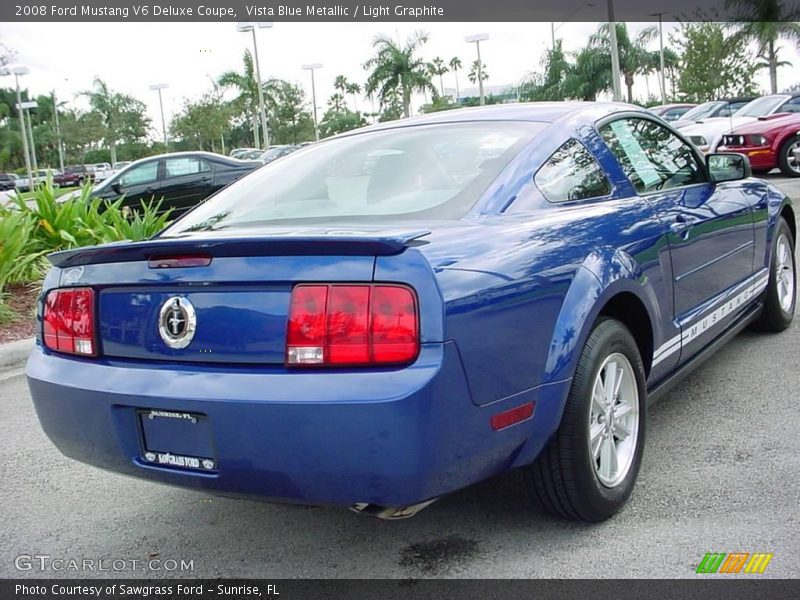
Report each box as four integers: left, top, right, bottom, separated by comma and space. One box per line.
606, 0, 623, 102
465, 33, 489, 106
52, 90, 64, 171
302, 63, 322, 141
149, 83, 169, 148
24, 103, 38, 172
5, 66, 33, 186
237, 22, 273, 150
651, 12, 668, 104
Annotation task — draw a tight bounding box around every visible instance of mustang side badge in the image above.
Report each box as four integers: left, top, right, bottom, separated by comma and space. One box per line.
158, 296, 197, 349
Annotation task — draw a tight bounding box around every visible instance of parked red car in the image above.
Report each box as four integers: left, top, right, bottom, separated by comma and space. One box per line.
53, 165, 93, 187
717, 113, 800, 177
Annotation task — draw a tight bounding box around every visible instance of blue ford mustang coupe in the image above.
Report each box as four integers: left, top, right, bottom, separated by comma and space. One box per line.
26, 103, 795, 522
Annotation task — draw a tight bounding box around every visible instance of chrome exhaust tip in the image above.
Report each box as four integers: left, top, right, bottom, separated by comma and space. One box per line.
350, 498, 438, 520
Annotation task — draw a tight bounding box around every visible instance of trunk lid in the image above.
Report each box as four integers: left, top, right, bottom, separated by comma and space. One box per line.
52, 228, 430, 365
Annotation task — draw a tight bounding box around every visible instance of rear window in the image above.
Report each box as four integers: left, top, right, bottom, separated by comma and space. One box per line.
163, 121, 545, 234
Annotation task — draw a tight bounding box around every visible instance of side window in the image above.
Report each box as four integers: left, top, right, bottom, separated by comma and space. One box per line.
599, 117, 707, 194
781, 97, 800, 113
535, 139, 612, 203
119, 162, 158, 187
164, 157, 211, 179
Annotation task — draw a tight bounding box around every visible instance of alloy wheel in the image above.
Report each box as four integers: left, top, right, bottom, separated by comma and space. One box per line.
589, 352, 640, 488
775, 233, 795, 313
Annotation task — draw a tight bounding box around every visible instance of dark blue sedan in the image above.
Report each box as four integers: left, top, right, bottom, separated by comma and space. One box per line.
26, 103, 796, 522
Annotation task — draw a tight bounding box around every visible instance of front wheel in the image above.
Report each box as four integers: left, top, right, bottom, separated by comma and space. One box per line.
753, 216, 795, 331
777, 138, 800, 177
524, 318, 647, 522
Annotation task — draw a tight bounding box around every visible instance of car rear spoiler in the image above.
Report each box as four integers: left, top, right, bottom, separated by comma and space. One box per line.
48, 230, 432, 268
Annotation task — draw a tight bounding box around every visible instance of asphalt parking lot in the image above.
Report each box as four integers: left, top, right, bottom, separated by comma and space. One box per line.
1, 174, 799, 579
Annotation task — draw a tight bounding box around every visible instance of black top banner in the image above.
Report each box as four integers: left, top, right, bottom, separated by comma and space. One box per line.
4, 0, 800, 22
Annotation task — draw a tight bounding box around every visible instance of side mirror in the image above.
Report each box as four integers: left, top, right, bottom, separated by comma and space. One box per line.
706, 152, 751, 183
111, 181, 122, 194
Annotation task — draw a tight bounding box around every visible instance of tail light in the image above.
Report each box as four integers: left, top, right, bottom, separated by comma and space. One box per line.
43, 287, 97, 356
286, 284, 419, 367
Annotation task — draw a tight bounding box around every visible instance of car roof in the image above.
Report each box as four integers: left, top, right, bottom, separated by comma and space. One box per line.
334, 102, 643, 138
125, 151, 239, 166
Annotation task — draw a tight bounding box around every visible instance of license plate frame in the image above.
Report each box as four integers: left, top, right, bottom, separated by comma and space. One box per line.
137, 409, 217, 472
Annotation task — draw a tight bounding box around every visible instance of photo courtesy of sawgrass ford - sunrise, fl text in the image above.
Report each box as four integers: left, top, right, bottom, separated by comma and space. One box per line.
0, 0, 799, 598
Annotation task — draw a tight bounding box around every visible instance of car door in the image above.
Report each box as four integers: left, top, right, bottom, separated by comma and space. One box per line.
158, 156, 213, 217
598, 116, 755, 364
102, 160, 160, 209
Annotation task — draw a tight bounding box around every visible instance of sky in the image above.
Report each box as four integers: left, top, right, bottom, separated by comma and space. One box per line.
1, 20, 799, 141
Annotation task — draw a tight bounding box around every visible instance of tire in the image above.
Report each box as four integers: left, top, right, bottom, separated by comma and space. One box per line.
777, 138, 800, 177
752, 217, 796, 332
525, 318, 647, 522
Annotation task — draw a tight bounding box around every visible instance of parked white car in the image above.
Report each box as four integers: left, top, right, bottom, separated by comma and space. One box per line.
681, 93, 800, 153
15, 168, 60, 192
90, 162, 113, 182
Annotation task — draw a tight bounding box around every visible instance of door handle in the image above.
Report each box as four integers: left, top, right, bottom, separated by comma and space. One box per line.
670, 215, 691, 238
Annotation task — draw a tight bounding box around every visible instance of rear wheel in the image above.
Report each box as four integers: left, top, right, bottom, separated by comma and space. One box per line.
525, 318, 646, 522
753, 217, 795, 331
777, 138, 800, 177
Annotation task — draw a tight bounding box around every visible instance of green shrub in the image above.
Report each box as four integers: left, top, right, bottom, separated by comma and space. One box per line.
0, 179, 173, 318
0, 211, 47, 322
7, 180, 172, 253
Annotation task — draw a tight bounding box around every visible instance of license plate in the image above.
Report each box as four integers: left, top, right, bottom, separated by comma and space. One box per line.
138, 410, 216, 471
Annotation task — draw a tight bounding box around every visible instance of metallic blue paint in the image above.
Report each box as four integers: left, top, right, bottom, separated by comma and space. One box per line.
27, 103, 793, 508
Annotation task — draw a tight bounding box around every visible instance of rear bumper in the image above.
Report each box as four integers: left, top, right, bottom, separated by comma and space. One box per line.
26, 344, 568, 507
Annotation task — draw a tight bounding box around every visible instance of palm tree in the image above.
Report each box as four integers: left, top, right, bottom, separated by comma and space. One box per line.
364, 31, 435, 118
345, 82, 361, 111
726, 0, 800, 94
218, 50, 263, 147
591, 23, 659, 103
563, 46, 613, 101
429, 57, 449, 97
468, 60, 489, 85
83, 78, 130, 163
328, 93, 346, 112
333, 75, 348, 96
449, 57, 462, 101
333, 76, 362, 112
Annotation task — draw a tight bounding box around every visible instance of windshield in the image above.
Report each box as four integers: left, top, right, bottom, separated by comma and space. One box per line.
163, 121, 545, 234
680, 101, 724, 121
735, 95, 789, 117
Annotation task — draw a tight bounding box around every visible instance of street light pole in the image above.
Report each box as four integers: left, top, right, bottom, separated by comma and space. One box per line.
25, 106, 38, 172
606, 0, 623, 102
237, 22, 273, 150
465, 33, 489, 106
10, 68, 33, 186
302, 63, 322, 142
52, 90, 64, 171
149, 83, 169, 148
